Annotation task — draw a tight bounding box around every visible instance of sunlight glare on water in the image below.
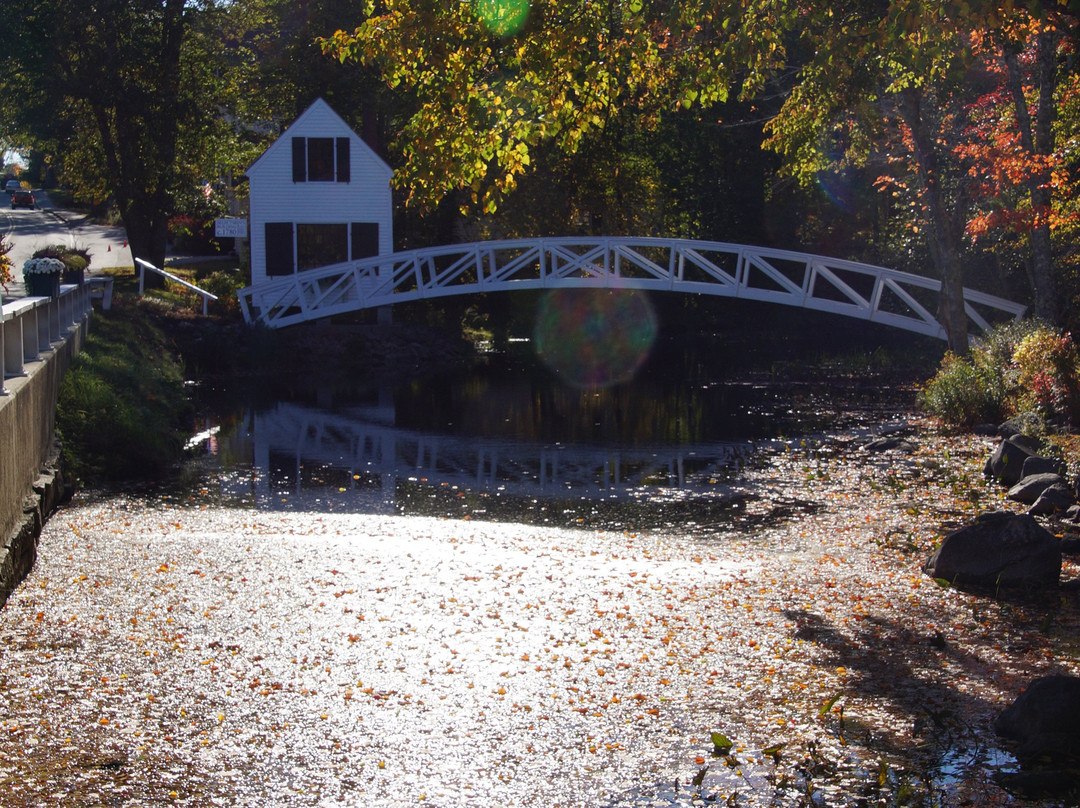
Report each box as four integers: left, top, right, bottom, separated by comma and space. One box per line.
0, 502, 818, 807
1, 386, 1069, 807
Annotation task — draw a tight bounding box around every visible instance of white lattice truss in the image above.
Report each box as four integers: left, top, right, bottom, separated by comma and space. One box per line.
238, 237, 1026, 339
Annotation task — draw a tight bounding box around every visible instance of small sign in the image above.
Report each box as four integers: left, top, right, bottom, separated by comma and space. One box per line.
215, 218, 247, 238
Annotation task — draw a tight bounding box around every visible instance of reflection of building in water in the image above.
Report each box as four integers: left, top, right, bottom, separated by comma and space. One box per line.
221, 397, 765, 514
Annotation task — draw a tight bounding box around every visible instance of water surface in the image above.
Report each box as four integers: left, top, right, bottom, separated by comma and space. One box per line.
5, 336, 1065, 807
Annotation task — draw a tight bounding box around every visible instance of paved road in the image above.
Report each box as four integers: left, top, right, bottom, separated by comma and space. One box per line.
1, 189, 132, 291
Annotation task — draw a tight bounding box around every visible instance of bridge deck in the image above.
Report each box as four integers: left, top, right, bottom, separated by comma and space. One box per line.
238, 237, 1026, 339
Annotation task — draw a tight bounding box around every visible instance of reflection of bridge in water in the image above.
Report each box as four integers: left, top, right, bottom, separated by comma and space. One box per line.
224, 401, 769, 514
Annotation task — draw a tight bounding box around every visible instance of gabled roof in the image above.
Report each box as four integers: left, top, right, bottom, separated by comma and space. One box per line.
247, 97, 392, 180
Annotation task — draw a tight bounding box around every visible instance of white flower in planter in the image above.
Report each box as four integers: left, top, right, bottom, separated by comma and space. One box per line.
22, 257, 66, 276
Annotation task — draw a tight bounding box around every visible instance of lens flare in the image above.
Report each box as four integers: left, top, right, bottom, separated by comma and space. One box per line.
815, 169, 854, 213
475, 0, 529, 36
533, 288, 658, 389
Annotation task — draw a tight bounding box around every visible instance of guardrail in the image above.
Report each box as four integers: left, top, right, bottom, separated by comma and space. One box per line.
136, 258, 218, 315
1, 282, 94, 395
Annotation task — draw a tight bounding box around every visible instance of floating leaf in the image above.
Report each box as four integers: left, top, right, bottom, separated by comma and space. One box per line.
819, 692, 844, 716
763, 743, 785, 762
711, 732, 733, 756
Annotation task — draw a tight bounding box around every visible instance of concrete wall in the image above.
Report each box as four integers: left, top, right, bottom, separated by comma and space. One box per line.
0, 319, 86, 606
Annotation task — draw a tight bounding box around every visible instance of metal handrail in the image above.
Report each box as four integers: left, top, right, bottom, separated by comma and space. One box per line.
135, 258, 218, 315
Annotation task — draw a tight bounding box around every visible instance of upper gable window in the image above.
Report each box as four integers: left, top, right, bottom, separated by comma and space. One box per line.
308, 138, 334, 181
292, 136, 351, 183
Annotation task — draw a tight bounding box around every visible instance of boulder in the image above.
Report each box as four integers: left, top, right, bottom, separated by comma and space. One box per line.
924, 512, 1061, 592
1060, 533, 1080, 554
864, 437, 916, 453
998, 415, 1046, 441
1028, 484, 1076, 516
995, 675, 1080, 768
1007, 472, 1068, 505
1009, 431, 1044, 454
1021, 455, 1066, 478
985, 437, 1041, 486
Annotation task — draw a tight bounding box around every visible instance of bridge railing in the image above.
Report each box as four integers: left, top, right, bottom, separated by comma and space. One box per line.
2, 282, 94, 394
238, 237, 1027, 340
234, 401, 763, 510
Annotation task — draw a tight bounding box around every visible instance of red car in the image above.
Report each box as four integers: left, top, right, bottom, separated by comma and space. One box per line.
11, 189, 35, 209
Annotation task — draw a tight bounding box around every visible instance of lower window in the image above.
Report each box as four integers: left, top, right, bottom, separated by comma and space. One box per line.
297, 224, 348, 271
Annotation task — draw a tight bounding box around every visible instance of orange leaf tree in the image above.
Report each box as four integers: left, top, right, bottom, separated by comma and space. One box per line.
762, 1, 1080, 350
958, 11, 1078, 325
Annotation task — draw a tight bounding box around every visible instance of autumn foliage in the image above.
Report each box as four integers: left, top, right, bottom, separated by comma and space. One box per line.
921, 321, 1080, 427
0, 237, 12, 292
959, 16, 1079, 241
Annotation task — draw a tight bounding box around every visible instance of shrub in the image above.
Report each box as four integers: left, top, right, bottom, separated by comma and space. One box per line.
1011, 328, 1080, 424
0, 236, 12, 290
67, 246, 92, 268
169, 214, 220, 255
62, 254, 88, 272
921, 320, 1080, 428
920, 351, 1004, 426
200, 269, 246, 315
32, 243, 92, 272
32, 244, 68, 260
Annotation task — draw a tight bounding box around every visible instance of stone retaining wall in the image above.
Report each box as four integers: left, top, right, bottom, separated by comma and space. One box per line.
0, 320, 85, 607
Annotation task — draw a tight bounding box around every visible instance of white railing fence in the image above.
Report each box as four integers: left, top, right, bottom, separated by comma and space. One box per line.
136, 258, 218, 316
1, 282, 95, 395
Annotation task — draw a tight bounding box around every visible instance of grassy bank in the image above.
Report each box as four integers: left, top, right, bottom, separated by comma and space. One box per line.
54, 265, 471, 485
56, 300, 191, 484
54, 261, 255, 485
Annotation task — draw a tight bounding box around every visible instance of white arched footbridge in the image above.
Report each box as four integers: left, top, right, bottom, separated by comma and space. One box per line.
238, 237, 1026, 339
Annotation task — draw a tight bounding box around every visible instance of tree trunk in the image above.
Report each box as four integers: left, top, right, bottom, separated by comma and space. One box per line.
83, 0, 186, 285
120, 200, 169, 268
900, 89, 969, 353
1005, 33, 1059, 324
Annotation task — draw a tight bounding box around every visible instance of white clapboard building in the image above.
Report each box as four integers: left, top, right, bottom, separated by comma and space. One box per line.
247, 98, 393, 287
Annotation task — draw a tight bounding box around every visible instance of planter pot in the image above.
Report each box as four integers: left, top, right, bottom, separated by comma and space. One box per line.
25, 272, 61, 298
62, 267, 85, 285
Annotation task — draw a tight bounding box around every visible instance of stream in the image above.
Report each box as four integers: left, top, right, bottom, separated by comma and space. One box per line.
2, 374, 1077, 807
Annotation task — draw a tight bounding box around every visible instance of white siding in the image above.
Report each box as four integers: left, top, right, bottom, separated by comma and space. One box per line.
248, 99, 394, 286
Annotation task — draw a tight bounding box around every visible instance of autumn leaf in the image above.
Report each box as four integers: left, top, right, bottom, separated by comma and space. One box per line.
711, 731, 733, 756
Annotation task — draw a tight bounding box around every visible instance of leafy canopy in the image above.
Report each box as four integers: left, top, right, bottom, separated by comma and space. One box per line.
320, 0, 763, 213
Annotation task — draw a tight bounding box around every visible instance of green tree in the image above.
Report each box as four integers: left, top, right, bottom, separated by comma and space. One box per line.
328, 0, 1080, 353
763, 2, 1080, 350
321, 0, 744, 215
325, 0, 1004, 351
760, 1, 998, 352
226, 0, 393, 149
0, 0, 395, 270
0, 0, 209, 268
